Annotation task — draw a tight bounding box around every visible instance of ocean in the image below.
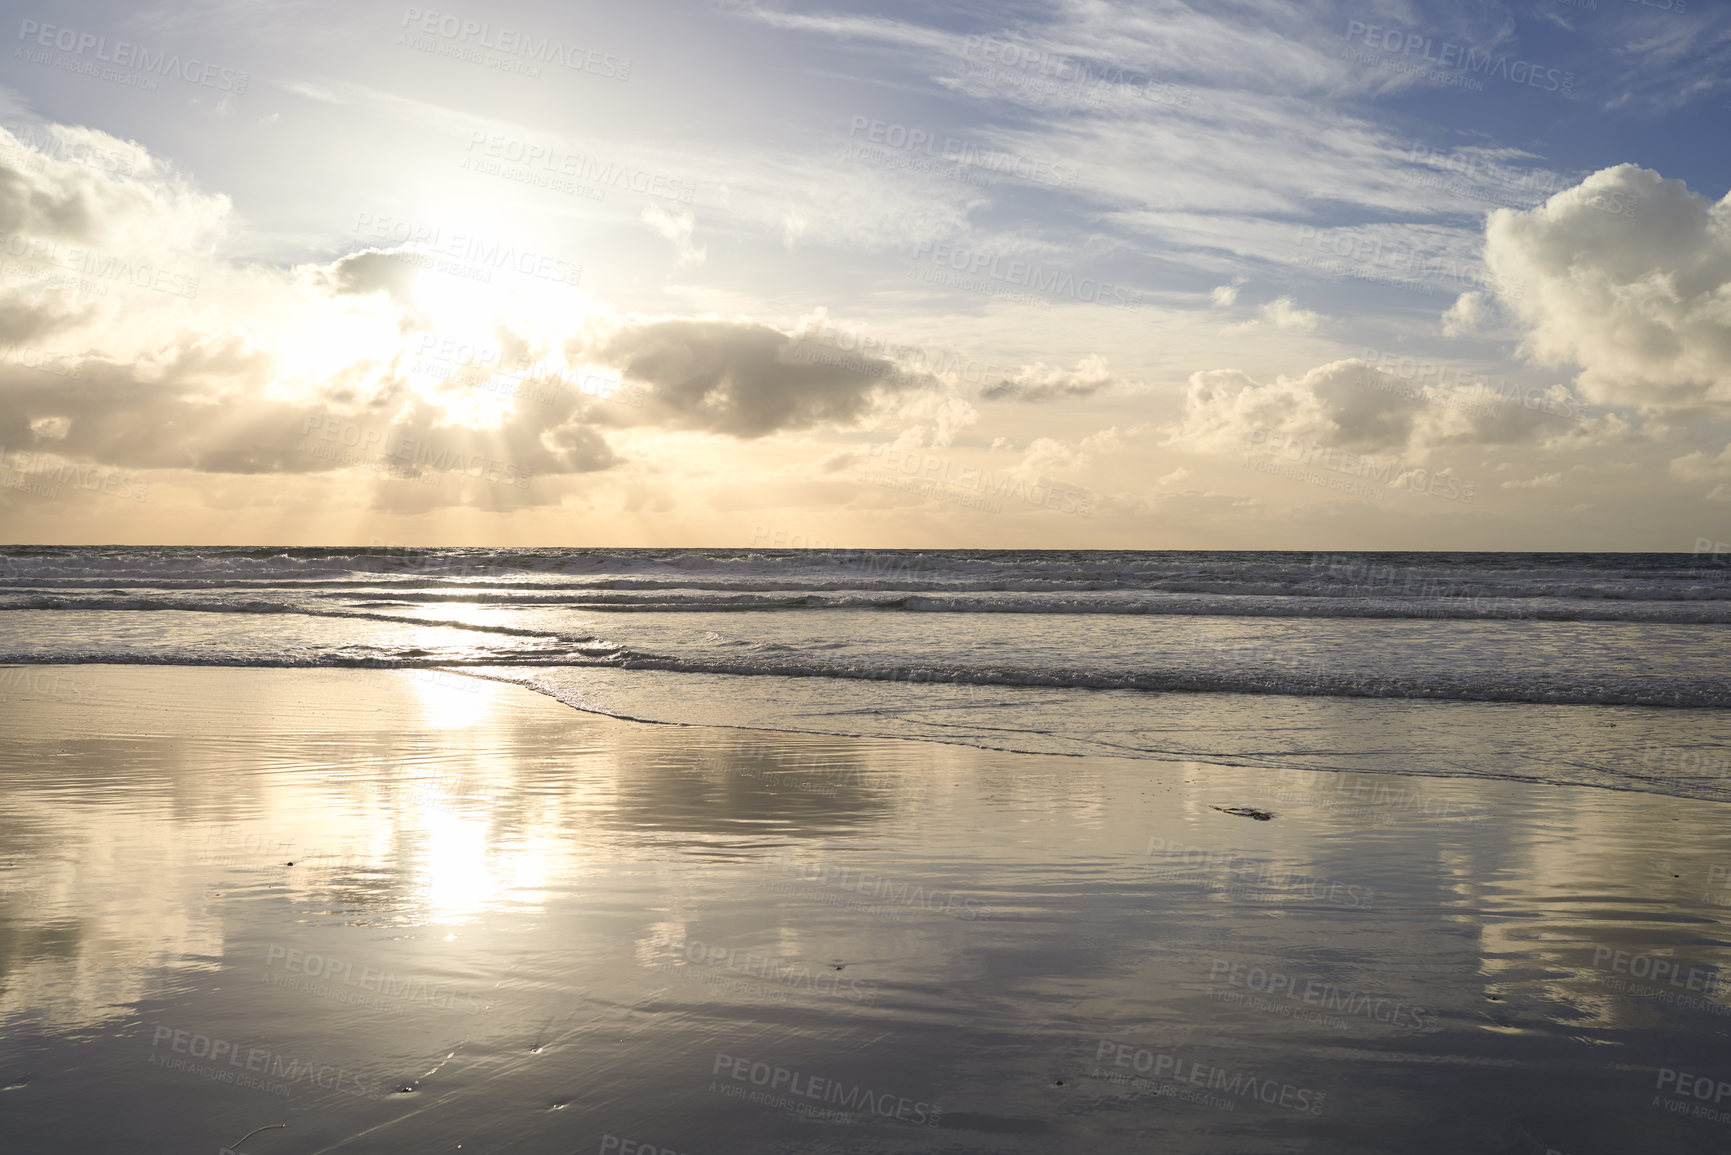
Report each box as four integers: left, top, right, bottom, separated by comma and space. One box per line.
6, 546, 1728, 802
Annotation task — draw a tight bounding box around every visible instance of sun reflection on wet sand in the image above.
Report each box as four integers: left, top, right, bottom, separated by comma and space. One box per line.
2, 666, 1730, 1152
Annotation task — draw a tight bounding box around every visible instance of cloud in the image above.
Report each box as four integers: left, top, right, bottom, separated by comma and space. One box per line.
1669, 441, 1731, 501
1483, 164, 1731, 411
0, 330, 617, 493
1501, 472, 1564, 489
312, 248, 424, 301
598, 319, 928, 438
0, 123, 968, 503
1167, 359, 1415, 453
1260, 295, 1320, 331
1016, 426, 1131, 476
642, 204, 706, 268
1167, 357, 1584, 455
0, 124, 229, 253
1441, 290, 1489, 337
979, 354, 1120, 402
1156, 466, 1191, 487
1210, 282, 1242, 307
0, 286, 96, 344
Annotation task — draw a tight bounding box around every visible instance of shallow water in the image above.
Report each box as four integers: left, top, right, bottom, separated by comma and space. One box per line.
2, 667, 1728, 1153
3, 547, 1729, 805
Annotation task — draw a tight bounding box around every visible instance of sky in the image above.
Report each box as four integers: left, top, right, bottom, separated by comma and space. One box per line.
0, 0, 1729, 549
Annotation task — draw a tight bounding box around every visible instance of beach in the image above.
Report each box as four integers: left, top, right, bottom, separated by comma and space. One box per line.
3, 664, 1729, 1153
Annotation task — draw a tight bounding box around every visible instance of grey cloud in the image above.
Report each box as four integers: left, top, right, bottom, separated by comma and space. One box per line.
598, 319, 924, 437
0, 331, 618, 501
0, 287, 96, 344
312, 248, 424, 303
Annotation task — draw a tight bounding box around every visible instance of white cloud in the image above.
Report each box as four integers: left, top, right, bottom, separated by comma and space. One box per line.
0, 124, 228, 256
642, 204, 707, 268
1010, 425, 1133, 481
1483, 164, 1731, 411
1441, 290, 1489, 337
1261, 295, 1320, 331
979, 354, 1120, 402
1166, 359, 1416, 454
1669, 441, 1731, 502
1156, 465, 1192, 487
1166, 357, 1585, 455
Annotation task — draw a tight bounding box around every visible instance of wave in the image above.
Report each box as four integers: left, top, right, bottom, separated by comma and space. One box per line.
5, 589, 1730, 624
6, 648, 1725, 708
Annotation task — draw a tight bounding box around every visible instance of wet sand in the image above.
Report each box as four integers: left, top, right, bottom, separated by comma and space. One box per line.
2, 666, 1729, 1153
